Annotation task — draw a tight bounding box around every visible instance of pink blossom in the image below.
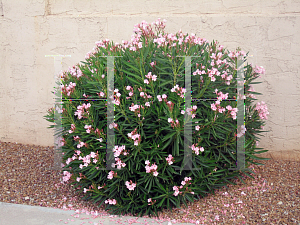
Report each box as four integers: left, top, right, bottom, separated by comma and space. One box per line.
211, 103, 217, 111
107, 171, 114, 180
226, 105, 232, 111
157, 95, 162, 102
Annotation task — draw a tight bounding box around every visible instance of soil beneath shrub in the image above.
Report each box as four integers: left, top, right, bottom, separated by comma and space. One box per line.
0, 141, 299, 224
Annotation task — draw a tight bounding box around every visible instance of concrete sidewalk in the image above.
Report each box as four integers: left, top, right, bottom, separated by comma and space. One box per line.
0, 202, 196, 225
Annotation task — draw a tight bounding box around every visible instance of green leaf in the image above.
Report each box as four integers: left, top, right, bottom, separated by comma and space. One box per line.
126, 75, 142, 86
121, 59, 141, 73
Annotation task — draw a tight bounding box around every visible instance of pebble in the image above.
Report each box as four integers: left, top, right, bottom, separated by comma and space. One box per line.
24, 197, 29, 200
277, 201, 283, 205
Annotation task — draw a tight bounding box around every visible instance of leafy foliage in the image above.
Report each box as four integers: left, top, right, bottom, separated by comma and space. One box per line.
44, 19, 270, 218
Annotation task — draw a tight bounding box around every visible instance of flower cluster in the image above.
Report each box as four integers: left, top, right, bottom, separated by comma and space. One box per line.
165, 154, 175, 165
185, 105, 197, 119
129, 103, 142, 117
95, 39, 110, 49
227, 50, 247, 59
225, 105, 238, 120
255, 101, 269, 120
107, 171, 118, 180
190, 144, 204, 155
145, 160, 159, 176
84, 125, 93, 133
157, 94, 167, 102
171, 84, 186, 98
67, 64, 83, 79
210, 52, 226, 66
125, 180, 137, 191
61, 82, 76, 97
237, 125, 247, 138
254, 65, 265, 77
62, 171, 72, 183
215, 89, 229, 100
113, 89, 121, 106
76, 172, 86, 182
76, 140, 87, 149
96, 90, 106, 98
247, 85, 256, 99
138, 86, 152, 101
150, 61, 156, 68
109, 122, 118, 130
168, 117, 180, 129
68, 124, 76, 134
78, 151, 98, 169
65, 150, 79, 165
173, 177, 194, 196
144, 72, 157, 84
74, 103, 91, 119
127, 128, 141, 146
126, 85, 134, 100
210, 90, 238, 119
166, 101, 175, 112
147, 198, 157, 206
105, 199, 117, 205
112, 157, 126, 170
113, 145, 129, 157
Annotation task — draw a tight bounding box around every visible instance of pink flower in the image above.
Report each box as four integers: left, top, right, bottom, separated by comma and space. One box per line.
62, 171, 72, 182
211, 103, 217, 111
226, 105, 232, 111
156, 95, 162, 102
254, 65, 265, 75
105, 199, 117, 205
90, 152, 96, 158
107, 171, 114, 180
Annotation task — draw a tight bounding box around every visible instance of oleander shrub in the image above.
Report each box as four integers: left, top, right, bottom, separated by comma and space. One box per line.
44, 18, 270, 218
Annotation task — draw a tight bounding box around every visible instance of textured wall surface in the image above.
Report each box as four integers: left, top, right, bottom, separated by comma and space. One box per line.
0, 0, 299, 160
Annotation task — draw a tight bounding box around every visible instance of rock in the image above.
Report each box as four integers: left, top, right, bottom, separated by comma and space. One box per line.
24, 197, 29, 200
277, 201, 283, 205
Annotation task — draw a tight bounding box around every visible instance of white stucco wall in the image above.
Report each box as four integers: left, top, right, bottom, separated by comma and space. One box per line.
0, 0, 299, 160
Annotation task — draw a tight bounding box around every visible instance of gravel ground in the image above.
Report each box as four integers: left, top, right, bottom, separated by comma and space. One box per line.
0, 141, 299, 225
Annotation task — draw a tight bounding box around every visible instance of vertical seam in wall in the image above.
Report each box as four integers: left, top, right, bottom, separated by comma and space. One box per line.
45, 0, 51, 16
0, 0, 4, 17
